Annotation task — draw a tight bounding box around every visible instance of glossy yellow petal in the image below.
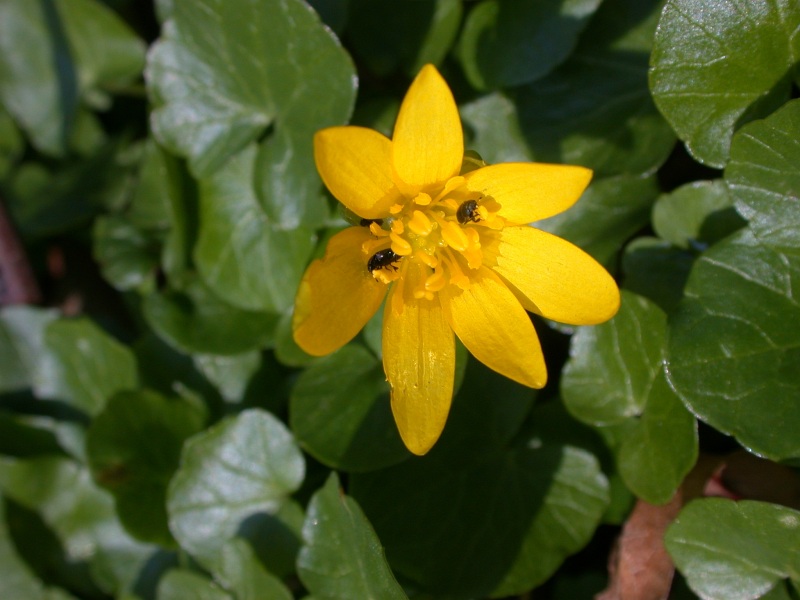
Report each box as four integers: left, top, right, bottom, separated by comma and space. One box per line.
492, 226, 620, 325
383, 287, 455, 456
440, 267, 546, 389
293, 228, 387, 356
463, 163, 592, 224
314, 127, 402, 219
392, 64, 463, 196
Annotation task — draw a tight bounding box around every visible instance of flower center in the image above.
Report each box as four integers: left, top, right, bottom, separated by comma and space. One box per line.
362, 175, 505, 300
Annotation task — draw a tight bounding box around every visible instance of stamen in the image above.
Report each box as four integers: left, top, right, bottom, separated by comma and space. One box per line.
413, 192, 432, 206
390, 232, 413, 256
408, 210, 433, 236
441, 221, 469, 252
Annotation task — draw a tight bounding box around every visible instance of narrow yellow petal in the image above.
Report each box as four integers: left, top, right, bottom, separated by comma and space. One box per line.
314, 127, 402, 219
440, 267, 547, 389
293, 228, 387, 356
392, 64, 463, 196
383, 288, 455, 456
463, 163, 592, 224
492, 226, 620, 325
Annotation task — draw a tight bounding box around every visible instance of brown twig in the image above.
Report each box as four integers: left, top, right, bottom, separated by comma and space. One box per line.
0, 195, 41, 306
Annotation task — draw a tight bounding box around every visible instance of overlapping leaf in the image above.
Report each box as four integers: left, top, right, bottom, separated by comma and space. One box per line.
167, 410, 305, 570
562, 291, 697, 503
666, 499, 800, 600
650, 0, 800, 167
297, 473, 408, 600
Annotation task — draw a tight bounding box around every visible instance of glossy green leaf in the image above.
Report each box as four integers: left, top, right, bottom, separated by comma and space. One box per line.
193, 352, 261, 404
650, 0, 800, 168
143, 278, 278, 356
512, 0, 675, 177
195, 144, 316, 313
726, 99, 800, 251
57, 0, 146, 110
214, 538, 293, 600
167, 409, 305, 569
457, 0, 602, 90
148, 0, 356, 227
273, 311, 315, 368
535, 174, 659, 270
652, 180, 745, 250
297, 473, 408, 600
235, 500, 305, 581
347, 0, 462, 76
0, 456, 155, 595
93, 215, 161, 291
0, 0, 78, 156
0, 499, 56, 600
290, 345, 408, 473
157, 570, 232, 600
42, 318, 138, 416
0, 0, 144, 156
621, 237, 694, 314
666, 499, 800, 600
667, 229, 800, 460
86, 390, 205, 546
350, 405, 608, 597
0, 307, 58, 393
460, 92, 532, 165
562, 291, 697, 503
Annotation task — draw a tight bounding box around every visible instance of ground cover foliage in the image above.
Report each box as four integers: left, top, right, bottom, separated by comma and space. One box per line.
0, 0, 799, 598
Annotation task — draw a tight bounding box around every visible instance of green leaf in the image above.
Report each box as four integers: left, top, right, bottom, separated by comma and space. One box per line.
195, 144, 316, 313
535, 174, 659, 270
457, 0, 602, 90
290, 345, 409, 473
0, 456, 155, 596
726, 99, 800, 251
460, 92, 532, 165
214, 538, 293, 600
0, 0, 78, 156
86, 389, 205, 546
652, 180, 745, 250
93, 214, 162, 291
0, 0, 144, 156
143, 277, 278, 356
650, 0, 800, 168
42, 317, 138, 416
0, 307, 58, 394
621, 237, 694, 314
167, 409, 305, 569
156, 570, 232, 600
350, 406, 608, 597
193, 352, 262, 404
347, 0, 462, 77
0, 106, 23, 177
297, 473, 408, 600
562, 291, 697, 503
0, 498, 54, 600
666, 499, 800, 600
512, 0, 675, 177
148, 0, 356, 227
666, 228, 800, 461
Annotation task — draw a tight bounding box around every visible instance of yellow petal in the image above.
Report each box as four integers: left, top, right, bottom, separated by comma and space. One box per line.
383, 287, 455, 456
440, 267, 546, 389
293, 227, 387, 355
392, 64, 463, 196
491, 226, 620, 325
314, 127, 402, 219
463, 163, 592, 224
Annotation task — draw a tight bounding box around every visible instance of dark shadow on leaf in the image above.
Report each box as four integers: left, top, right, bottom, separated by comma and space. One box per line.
237, 511, 302, 580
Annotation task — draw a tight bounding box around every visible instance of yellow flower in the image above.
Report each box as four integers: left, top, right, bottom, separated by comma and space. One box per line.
293, 64, 619, 456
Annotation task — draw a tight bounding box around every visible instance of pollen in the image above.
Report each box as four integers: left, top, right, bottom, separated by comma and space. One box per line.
361, 174, 504, 297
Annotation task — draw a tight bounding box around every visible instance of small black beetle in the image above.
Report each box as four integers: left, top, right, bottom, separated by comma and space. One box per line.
368, 249, 401, 273
456, 199, 481, 224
